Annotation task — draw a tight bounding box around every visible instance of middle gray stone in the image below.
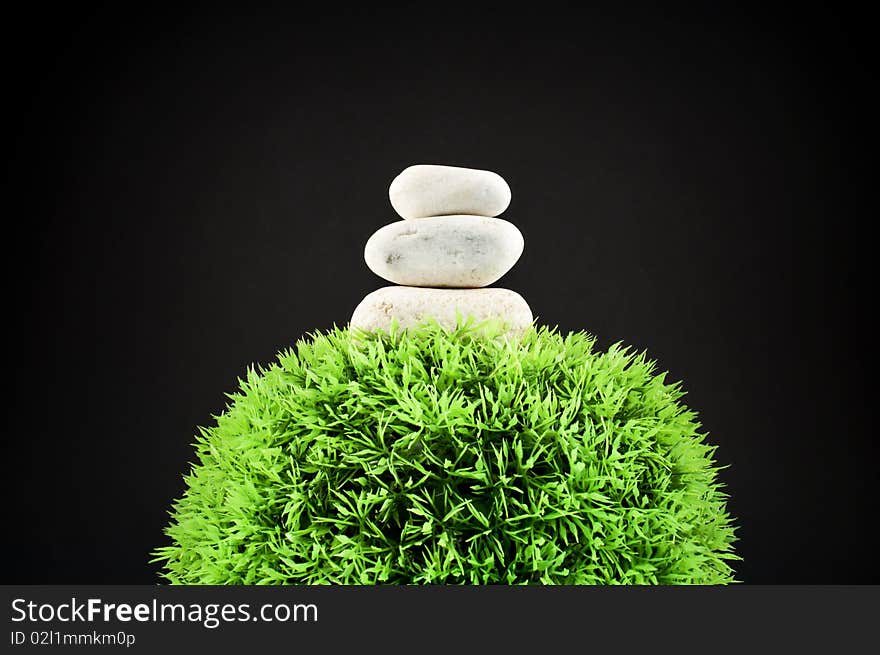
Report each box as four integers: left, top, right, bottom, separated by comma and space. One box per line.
364, 215, 524, 288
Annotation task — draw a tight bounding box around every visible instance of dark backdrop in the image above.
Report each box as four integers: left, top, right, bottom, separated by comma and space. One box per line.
5, 6, 873, 584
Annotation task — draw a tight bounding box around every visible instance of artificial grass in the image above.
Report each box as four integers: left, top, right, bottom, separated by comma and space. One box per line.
154, 320, 737, 584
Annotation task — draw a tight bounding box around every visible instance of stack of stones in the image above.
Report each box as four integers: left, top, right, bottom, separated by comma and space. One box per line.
350, 164, 533, 337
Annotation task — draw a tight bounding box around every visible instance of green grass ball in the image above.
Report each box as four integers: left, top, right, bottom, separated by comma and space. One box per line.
154, 320, 737, 584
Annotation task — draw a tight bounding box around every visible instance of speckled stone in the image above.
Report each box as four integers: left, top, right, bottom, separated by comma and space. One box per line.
389, 164, 511, 219
350, 286, 533, 336
364, 215, 524, 288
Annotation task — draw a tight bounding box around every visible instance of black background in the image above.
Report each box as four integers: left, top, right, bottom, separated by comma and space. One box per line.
5, 5, 873, 584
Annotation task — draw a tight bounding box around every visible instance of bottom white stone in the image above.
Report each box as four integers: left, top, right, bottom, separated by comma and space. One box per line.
350, 286, 533, 336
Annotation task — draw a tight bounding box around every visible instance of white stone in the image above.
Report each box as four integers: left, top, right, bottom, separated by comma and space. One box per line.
389, 164, 512, 219
364, 215, 524, 288
350, 286, 533, 336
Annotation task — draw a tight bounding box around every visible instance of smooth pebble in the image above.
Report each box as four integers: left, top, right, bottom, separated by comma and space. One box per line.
364, 215, 523, 288
350, 286, 533, 336
389, 165, 511, 219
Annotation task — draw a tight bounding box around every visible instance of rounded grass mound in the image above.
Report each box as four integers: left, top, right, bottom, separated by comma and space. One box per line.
154, 320, 737, 584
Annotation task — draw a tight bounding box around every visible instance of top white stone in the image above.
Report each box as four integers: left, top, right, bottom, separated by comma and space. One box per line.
389, 164, 512, 219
